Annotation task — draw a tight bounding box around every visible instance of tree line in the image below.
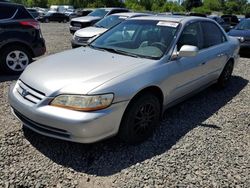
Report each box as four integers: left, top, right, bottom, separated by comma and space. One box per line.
11, 0, 250, 14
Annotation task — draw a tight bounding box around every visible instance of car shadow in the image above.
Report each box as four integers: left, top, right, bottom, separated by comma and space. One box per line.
0, 75, 19, 82
23, 76, 248, 176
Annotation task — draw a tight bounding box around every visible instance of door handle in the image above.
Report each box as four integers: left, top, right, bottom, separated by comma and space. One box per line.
199, 62, 206, 66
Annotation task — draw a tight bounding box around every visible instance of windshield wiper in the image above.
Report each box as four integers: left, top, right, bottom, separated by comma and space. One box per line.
89, 46, 159, 59
94, 47, 141, 58
95, 25, 105, 28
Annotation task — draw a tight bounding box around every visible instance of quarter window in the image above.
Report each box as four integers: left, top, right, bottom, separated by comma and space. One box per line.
0, 6, 17, 20
201, 22, 226, 48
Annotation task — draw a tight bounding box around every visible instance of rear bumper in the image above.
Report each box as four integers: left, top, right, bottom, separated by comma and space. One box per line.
32, 38, 46, 57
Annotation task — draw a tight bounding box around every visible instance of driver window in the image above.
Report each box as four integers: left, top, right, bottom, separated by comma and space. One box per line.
177, 22, 202, 51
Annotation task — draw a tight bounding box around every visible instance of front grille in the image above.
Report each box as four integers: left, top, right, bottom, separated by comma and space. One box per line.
16, 80, 45, 104
75, 36, 90, 44
14, 109, 70, 138
71, 21, 82, 27
71, 21, 91, 28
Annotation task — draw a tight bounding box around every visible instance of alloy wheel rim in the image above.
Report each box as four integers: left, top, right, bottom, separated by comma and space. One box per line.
133, 103, 156, 136
6, 50, 29, 71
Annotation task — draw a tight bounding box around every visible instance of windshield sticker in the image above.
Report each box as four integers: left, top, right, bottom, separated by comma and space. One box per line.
157, 21, 179, 28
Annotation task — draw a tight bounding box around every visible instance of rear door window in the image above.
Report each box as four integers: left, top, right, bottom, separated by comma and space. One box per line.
0, 6, 17, 20
201, 21, 226, 48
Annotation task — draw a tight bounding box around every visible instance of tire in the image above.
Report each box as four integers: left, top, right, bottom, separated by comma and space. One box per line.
217, 60, 234, 88
118, 93, 161, 144
0, 45, 31, 74
63, 19, 67, 23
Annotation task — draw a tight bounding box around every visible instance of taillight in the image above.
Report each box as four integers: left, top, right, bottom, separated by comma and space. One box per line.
20, 20, 40, 30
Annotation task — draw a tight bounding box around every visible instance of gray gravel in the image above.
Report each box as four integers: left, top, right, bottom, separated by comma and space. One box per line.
0, 23, 249, 188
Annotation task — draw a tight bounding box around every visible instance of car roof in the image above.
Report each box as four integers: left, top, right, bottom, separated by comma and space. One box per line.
97, 7, 129, 11
131, 15, 210, 24
0, 2, 24, 8
112, 12, 152, 17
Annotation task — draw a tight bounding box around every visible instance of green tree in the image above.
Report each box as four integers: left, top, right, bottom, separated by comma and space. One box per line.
203, 0, 221, 11
182, 0, 202, 11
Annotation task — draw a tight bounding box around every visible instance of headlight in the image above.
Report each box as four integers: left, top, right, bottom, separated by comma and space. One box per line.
238, 37, 245, 43
50, 94, 114, 111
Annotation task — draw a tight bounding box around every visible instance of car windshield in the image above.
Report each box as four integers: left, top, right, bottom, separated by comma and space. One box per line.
95, 15, 127, 29
45, 12, 52, 16
235, 19, 250, 30
90, 20, 180, 60
88, 9, 109, 18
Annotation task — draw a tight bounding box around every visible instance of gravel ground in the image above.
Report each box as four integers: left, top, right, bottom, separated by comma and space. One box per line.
0, 23, 249, 188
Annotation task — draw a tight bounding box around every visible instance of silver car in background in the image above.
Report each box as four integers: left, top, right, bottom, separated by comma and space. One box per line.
69, 7, 129, 34
71, 12, 152, 48
9, 16, 239, 144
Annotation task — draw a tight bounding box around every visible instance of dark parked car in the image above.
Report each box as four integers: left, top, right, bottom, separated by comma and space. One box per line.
221, 14, 239, 28
188, 12, 207, 17
208, 15, 231, 32
27, 8, 40, 19
69, 7, 130, 34
76, 9, 94, 17
228, 18, 250, 51
38, 12, 69, 23
0, 2, 46, 74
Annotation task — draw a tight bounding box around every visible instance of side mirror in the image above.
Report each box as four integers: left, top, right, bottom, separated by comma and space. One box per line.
178, 45, 199, 57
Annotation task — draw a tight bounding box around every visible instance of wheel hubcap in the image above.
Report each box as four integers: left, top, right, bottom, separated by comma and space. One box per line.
133, 103, 156, 135
6, 50, 29, 71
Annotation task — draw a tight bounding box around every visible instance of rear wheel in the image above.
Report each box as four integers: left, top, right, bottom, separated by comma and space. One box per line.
118, 94, 161, 144
0, 45, 31, 74
217, 60, 234, 88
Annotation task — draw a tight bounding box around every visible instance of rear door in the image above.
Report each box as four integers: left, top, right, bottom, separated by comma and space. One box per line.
199, 21, 229, 81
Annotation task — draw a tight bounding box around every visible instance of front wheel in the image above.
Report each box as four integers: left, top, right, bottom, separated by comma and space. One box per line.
217, 61, 234, 88
118, 94, 161, 144
0, 45, 31, 74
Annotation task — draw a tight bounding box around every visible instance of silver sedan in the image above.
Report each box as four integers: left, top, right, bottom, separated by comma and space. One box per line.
9, 16, 240, 144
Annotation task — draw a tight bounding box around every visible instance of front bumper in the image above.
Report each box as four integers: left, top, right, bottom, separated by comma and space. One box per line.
69, 25, 81, 34
8, 83, 129, 143
240, 42, 250, 49
71, 39, 86, 48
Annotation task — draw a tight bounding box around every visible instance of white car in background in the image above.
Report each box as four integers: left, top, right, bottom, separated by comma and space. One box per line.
69, 7, 129, 34
71, 12, 152, 48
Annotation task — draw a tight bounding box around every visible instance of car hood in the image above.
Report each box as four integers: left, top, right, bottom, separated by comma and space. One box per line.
228, 29, 250, 37
71, 16, 101, 22
20, 47, 151, 97
75, 26, 107, 38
